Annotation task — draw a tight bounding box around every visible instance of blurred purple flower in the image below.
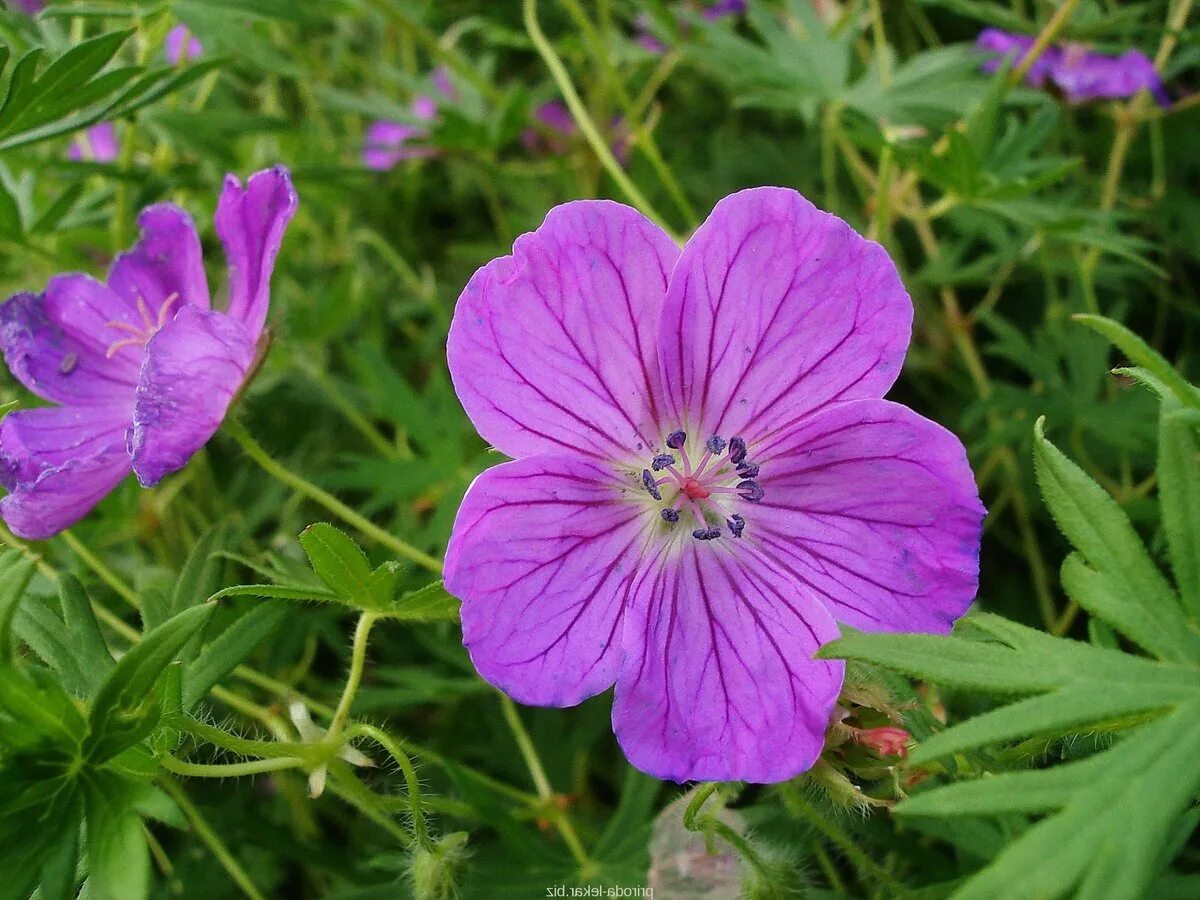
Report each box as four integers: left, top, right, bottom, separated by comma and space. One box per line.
975, 28, 1169, 107
0, 167, 297, 539
1053, 43, 1170, 106
67, 123, 119, 164
362, 121, 434, 170
363, 69, 458, 170
165, 24, 203, 64
10, 0, 43, 14
444, 189, 984, 781
702, 0, 746, 20
521, 101, 577, 155
634, 0, 744, 54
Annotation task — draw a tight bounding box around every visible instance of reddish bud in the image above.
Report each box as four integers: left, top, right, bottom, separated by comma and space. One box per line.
855, 726, 910, 758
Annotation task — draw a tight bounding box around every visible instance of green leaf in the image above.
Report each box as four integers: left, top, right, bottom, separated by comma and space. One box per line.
83, 772, 150, 900
84, 604, 213, 763
1159, 399, 1200, 621
1074, 314, 1200, 412
0, 549, 37, 661
182, 601, 288, 709
169, 524, 228, 619
300, 522, 374, 600
1033, 418, 1200, 662
385, 580, 461, 622
56, 575, 115, 696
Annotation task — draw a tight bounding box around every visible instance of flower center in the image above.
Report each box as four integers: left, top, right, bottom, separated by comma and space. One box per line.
105, 292, 179, 358
638, 430, 764, 542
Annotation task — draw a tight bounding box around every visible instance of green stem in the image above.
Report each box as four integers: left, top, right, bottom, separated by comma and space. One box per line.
523, 0, 678, 241
223, 417, 442, 574
868, 0, 891, 87
60, 530, 139, 609
162, 754, 307, 778
343, 722, 435, 851
781, 784, 909, 897
327, 612, 377, 742
159, 778, 269, 900
499, 694, 592, 869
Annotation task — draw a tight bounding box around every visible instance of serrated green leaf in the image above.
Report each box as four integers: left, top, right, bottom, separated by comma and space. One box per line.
300, 522, 374, 599
1159, 398, 1200, 621
1033, 419, 1200, 662
85, 604, 213, 763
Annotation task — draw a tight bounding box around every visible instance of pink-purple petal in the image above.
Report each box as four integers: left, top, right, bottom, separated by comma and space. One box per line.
658, 187, 911, 444
0, 404, 130, 490
0, 278, 141, 405
214, 165, 298, 339
0, 447, 130, 540
445, 455, 647, 707
107, 203, 211, 315
752, 399, 984, 634
613, 544, 843, 783
129, 307, 256, 487
448, 200, 679, 461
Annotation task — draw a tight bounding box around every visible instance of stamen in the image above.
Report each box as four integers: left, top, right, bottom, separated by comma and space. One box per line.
661, 509, 680, 523
706, 435, 726, 454
692, 526, 721, 541
136, 295, 155, 330
665, 430, 687, 450
651, 453, 675, 471
156, 292, 180, 327
728, 514, 745, 538
737, 480, 764, 502
641, 469, 662, 501
106, 337, 144, 358
736, 463, 760, 479
105, 320, 146, 337
728, 437, 747, 464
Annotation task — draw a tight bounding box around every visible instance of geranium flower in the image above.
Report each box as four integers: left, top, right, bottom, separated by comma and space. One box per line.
0, 166, 297, 539
67, 123, 119, 163
10, 0, 43, 14
976, 28, 1169, 107
363, 69, 457, 171
165, 24, 203, 65
634, 0, 745, 54
521, 101, 577, 156
444, 189, 984, 782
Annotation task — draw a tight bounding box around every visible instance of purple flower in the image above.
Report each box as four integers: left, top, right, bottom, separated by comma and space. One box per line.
975, 28, 1169, 107
10, 0, 43, 14
67, 123, 119, 164
0, 167, 297, 539
1053, 44, 1170, 106
165, 24, 203, 64
702, 0, 747, 21
975, 28, 1059, 85
362, 69, 457, 170
444, 189, 984, 782
362, 121, 434, 170
521, 101, 577, 155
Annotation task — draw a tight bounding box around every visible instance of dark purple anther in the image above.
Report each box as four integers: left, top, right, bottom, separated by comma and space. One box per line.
737, 479, 764, 502
728, 514, 745, 538
728, 437, 747, 464
652, 453, 675, 471
737, 463, 759, 479
706, 435, 726, 454
642, 469, 662, 501
661, 508, 680, 523
666, 430, 687, 450
692, 526, 721, 541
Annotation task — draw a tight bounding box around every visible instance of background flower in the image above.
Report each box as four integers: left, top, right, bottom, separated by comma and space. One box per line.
164, 24, 203, 64
67, 123, 119, 163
